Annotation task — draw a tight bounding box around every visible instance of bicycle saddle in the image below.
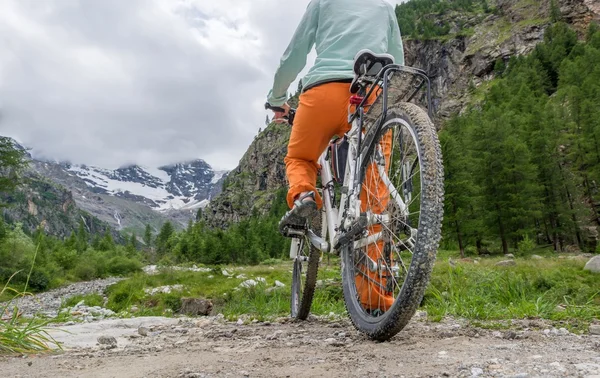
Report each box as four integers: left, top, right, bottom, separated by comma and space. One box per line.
351, 49, 395, 93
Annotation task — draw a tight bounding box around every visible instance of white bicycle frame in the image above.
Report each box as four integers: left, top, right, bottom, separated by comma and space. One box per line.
289, 113, 414, 259
288, 63, 432, 260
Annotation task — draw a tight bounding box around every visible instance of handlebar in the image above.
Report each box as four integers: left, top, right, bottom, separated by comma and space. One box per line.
265, 102, 296, 126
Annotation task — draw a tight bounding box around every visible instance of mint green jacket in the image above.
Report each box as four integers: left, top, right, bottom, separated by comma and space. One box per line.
267, 0, 405, 106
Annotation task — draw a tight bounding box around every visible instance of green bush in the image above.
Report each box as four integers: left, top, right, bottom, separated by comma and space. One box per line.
107, 256, 142, 276
27, 268, 50, 291
52, 248, 78, 270
73, 260, 98, 281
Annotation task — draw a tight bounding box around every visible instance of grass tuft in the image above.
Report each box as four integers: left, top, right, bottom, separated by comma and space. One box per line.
1, 271, 61, 355
1, 246, 62, 355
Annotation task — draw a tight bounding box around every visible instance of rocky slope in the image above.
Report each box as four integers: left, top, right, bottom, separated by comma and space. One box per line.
203, 123, 290, 227
204, 0, 599, 227
1, 170, 120, 240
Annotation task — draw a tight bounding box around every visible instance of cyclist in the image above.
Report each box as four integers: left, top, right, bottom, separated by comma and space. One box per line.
267, 0, 405, 313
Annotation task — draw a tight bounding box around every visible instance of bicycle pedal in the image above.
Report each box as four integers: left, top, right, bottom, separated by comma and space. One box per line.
281, 226, 306, 238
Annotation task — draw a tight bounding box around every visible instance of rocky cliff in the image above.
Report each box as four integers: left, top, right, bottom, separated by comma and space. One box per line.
203, 123, 290, 227
1, 171, 119, 240
203, 0, 599, 227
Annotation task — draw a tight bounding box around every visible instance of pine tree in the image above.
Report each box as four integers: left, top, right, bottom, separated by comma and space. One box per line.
76, 220, 88, 253
143, 224, 153, 248
127, 232, 138, 252
156, 221, 175, 256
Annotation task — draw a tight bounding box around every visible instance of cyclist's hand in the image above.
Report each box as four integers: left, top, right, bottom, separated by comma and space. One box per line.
272, 103, 291, 124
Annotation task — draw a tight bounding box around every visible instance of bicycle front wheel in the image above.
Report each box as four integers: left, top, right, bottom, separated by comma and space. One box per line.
340, 102, 444, 341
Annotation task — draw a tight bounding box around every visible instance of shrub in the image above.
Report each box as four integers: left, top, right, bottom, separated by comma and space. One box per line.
27, 268, 50, 291
52, 248, 78, 271
107, 256, 142, 276
73, 260, 98, 281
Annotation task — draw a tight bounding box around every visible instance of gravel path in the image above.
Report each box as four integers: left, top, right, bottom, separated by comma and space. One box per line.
3, 277, 123, 318
1, 314, 599, 377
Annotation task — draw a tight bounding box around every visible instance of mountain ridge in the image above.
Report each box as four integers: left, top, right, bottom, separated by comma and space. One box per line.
3, 138, 229, 236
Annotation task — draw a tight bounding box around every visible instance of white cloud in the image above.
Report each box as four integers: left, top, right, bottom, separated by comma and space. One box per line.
0, 0, 405, 170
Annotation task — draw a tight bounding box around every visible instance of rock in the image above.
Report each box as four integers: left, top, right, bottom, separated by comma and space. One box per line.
130, 306, 139, 313
274, 280, 285, 288
138, 326, 149, 337
496, 260, 516, 267
556, 327, 570, 336
503, 331, 517, 340
531, 254, 543, 260
589, 324, 600, 335
144, 285, 184, 296
471, 367, 484, 377
584, 256, 600, 273
504, 253, 515, 259
239, 279, 258, 288
266, 330, 284, 340
222, 269, 231, 276
97, 336, 117, 348
324, 338, 345, 347
180, 298, 213, 316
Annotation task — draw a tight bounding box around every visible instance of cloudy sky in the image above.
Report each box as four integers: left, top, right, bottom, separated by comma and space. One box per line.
0, 0, 403, 170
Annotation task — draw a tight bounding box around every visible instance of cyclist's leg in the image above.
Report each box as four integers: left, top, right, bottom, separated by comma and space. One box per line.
285, 83, 354, 210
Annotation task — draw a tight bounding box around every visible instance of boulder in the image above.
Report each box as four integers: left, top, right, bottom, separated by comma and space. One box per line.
180, 298, 213, 316
583, 255, 600, 273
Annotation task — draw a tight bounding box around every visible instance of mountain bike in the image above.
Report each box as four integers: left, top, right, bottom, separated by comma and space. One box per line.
266, 50, 444, 341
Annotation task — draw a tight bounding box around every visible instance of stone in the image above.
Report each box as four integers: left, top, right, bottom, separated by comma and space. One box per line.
138, 326, 149, 337
584, 256, 600, 273
496, 260, 516, 267
221, 270, 231, 276
531, 254, 544, 260
471, 367, 484, 377
266, 330, 284, 340
97, 336, 117, 348
504, 253, 515, 259
324, 338, 345, 347
274, 280, 285, 287
240, 279, 257, 288
180, 298, 213, 316
504, 331, 517, 340
589, 324, 600, 335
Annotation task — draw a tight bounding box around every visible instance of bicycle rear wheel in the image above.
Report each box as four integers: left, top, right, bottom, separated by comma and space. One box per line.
290, 220, 321, 319
340, 102, 444, 341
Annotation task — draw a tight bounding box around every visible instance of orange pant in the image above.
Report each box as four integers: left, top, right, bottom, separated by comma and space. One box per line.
284, 82, 393, 310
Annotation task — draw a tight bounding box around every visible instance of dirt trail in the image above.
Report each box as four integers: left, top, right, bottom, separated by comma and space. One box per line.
1, 314, 599, 378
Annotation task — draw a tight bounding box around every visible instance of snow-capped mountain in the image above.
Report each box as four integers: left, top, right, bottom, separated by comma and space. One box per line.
3, 136, 229, 234
64, 160, 228, 212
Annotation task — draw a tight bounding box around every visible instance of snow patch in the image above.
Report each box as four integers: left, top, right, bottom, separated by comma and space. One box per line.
211, 170, 227, 184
